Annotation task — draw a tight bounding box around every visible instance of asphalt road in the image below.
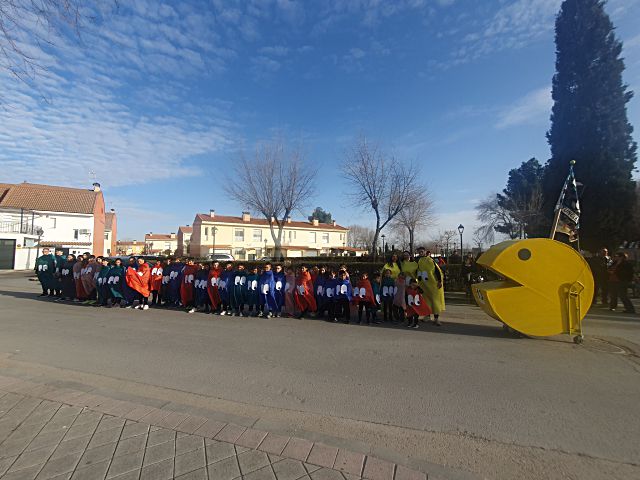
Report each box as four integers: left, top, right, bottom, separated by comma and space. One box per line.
0, 272, 638, 479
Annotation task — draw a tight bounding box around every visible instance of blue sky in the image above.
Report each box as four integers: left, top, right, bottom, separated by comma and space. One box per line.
1, 0, 639, 242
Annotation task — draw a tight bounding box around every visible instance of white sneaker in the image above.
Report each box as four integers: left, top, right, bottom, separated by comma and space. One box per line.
143, 305, 149, 310
188, 308, 196, 314
220, 311, 227, 316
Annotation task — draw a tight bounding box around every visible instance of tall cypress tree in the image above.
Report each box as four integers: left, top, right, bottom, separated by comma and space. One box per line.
545, 0, 637, 251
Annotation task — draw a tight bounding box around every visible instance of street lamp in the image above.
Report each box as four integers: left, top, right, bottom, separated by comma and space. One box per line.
458, 224, 464, 260
264, 238, 267, 258
212, 226, 218, 255
381, 234, 386, 255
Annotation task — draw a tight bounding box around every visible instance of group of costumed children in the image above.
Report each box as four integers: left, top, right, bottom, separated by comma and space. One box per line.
35, 246, 445, 328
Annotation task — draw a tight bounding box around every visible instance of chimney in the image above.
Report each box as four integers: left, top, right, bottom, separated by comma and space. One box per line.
92, 182, 101, 192
332, 220, 337, 227
286, 216, 292, 224
170, 233, 176, 238
312, 219, 319, 226
209, 209, 215, 218
242, 211, 251, 222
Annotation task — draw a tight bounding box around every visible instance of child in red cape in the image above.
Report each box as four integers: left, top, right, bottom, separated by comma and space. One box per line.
150, 260, 163, 306
126, 258, 151, 310
406, 278, 432, 329
294, 265, 317, 318
207, 261, 222, 313
180, 259, 198, 310
352, 272, 376, 325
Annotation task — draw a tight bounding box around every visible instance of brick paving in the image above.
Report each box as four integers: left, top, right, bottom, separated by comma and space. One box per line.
0, 376, 426, 480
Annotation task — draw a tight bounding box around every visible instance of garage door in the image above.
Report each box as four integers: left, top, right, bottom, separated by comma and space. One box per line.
0, 239, 16, 269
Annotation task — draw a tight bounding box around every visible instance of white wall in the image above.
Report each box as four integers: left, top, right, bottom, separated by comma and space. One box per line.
1, 209, 95, 250
0, 231, 39, 269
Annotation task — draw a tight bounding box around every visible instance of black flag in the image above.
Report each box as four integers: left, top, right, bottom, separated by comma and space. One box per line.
551, 161, 581, 243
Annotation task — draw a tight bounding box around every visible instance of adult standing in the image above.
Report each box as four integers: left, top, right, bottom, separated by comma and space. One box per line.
590, 247, 612, 305
417, 250, 445, 326
35, 247, 56, 297
609, 252, 636, 314
381, 253, 402, 279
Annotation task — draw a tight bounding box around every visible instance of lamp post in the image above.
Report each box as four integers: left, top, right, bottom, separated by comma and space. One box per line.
212, 226, 217, 255
264, 238, 267, 258
381, 234, 386, 256
458, 224, 464, 260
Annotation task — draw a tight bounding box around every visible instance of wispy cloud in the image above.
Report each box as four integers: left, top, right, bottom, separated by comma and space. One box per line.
443, 0, 561, 68
496, 87, 552, 129
0, 1, 239, 188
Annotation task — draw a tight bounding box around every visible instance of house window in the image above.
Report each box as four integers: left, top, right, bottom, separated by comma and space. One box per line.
104, 233, 109, 240
51, 217, 56, 228
164, 242, 171, 250
340, 234, 344, 241
234, 228, 244, 242
73, 229, 79, 240
253, 229, 262, 242
322, 233, 329, 244
234, 248, 245, 260
255, 248, 262, 258
309, 232, 316, 243
205, 227, 209, 238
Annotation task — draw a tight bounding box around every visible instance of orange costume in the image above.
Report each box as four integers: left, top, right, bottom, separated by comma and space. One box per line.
126, 263, 151, 298
294, 271, 317, 312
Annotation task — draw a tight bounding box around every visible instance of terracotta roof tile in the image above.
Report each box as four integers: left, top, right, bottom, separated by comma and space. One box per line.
0, 183, 99, 214
145, 233, 176, 240
179, 226, 193, 233
195, 213, 348, 231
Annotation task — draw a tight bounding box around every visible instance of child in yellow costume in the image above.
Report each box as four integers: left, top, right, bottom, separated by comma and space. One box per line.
417, 250, 445, 325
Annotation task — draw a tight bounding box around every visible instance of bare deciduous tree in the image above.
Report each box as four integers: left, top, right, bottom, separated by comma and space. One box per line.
1, 2, 84, 85
390, 189, 434, 255
342, 136, 420, 260
346, 224, 375, 251
475, 187, 544, 244
225, 140, 317, 260
430, 229, 457, 257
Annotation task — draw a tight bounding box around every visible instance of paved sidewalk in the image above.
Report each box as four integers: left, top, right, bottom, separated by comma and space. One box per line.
0, 376, 426, 480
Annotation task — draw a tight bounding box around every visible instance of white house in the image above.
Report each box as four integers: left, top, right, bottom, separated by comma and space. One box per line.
0, 182, 108, 269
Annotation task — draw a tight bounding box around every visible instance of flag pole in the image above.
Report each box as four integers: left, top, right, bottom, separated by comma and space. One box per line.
549, 160, 576, 240
549, 209, 561, 240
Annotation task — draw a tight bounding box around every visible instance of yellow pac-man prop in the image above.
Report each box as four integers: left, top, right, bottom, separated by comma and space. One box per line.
472, 239, 594, 338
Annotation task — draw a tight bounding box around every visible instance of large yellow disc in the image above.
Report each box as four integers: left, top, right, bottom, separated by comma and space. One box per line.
472, 238, 594, 337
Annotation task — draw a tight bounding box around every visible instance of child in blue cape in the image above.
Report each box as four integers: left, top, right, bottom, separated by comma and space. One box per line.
245, 266, 260, 316
333, 269, 352, 323
273, 264, 286, 318
258, 263, 277, 318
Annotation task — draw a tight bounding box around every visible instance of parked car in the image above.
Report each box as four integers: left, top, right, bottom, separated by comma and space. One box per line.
207, 253, 235, 262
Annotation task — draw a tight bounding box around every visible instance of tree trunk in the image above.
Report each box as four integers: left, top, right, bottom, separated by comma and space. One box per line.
372, 214, 381, 261
408, 228, 415, 256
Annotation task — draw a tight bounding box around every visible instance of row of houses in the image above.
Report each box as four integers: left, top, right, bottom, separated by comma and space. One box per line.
121, 210, 364, 260
0, 182, 117, 269
0, 181, 364, 270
